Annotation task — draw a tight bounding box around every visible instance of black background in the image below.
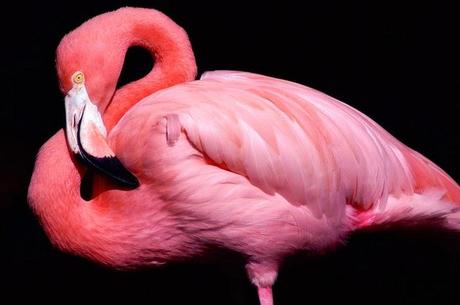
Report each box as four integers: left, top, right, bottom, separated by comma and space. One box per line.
1, 1, 460, 304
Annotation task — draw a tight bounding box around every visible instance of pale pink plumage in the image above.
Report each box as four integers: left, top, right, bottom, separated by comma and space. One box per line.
28, 8, 460, 305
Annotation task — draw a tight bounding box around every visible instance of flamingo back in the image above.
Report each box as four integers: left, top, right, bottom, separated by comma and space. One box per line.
115, 71, 460, 224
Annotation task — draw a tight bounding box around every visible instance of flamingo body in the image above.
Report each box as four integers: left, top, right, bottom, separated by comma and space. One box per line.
28, 8, 460, 305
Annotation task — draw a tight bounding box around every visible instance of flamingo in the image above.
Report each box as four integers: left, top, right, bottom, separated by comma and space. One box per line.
28, 7, 460, 305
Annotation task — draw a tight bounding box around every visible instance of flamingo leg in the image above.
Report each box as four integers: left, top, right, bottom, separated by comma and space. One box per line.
246, 261, 278, 305
257, 287, 273, 305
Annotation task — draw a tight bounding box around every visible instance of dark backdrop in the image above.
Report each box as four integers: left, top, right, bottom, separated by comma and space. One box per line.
1, 1, 459, 304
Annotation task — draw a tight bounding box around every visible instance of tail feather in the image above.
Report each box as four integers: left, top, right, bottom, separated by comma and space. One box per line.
351, 190, 460, 232
402, 148, 460, 204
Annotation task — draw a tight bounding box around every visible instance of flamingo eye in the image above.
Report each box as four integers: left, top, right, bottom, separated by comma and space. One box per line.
72, 71, 85, 85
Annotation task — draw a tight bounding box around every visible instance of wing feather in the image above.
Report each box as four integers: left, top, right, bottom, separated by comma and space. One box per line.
128, 71, 460, 217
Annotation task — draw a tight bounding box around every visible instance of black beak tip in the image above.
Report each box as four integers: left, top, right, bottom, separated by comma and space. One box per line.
78, 152, 140, 189
118, 170, 140, 189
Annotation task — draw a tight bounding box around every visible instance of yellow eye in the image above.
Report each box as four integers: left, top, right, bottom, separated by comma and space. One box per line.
72, 71, 85, 85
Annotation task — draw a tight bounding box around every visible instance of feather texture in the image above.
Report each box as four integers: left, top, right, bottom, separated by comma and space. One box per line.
115, 71, 459, 222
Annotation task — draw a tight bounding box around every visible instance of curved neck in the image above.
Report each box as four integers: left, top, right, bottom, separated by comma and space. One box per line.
28, 131, 87, 253
102, 9, 197, 130
31, 9, 199, 266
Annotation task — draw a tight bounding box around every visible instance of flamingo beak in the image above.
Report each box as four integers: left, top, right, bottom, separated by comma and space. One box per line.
64, 72, 139, 188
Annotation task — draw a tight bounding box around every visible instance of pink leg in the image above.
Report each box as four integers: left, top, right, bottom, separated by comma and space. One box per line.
246, 261, 278, 305
257, 287, 273, 305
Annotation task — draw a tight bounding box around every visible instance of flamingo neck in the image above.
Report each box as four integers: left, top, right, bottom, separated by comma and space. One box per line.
103, 9, 197, 130
28, 131, 88, 253
30, 9, 199, 266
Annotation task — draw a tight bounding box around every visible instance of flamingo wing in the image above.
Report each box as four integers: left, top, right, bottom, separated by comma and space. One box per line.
120, 71, 459, 218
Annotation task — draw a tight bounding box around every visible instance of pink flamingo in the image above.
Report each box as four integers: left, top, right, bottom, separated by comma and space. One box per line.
28, 7, 460, 305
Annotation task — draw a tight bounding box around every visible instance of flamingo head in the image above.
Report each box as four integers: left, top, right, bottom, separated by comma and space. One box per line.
55, 7, 197, 189
56, 25, 139, 189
